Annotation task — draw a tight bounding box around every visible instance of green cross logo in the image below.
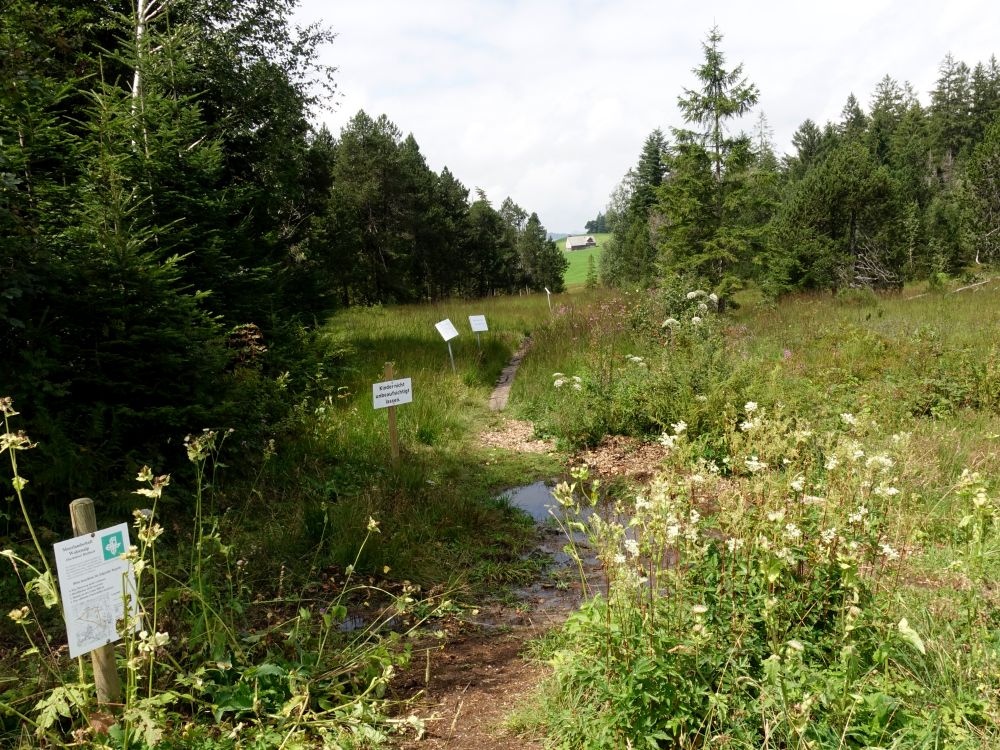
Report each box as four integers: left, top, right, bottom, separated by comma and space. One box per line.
101, 531, 125, 560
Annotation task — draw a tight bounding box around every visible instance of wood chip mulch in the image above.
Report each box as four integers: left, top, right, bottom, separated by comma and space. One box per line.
573, 435, 671, 482
477, 419, 555, 454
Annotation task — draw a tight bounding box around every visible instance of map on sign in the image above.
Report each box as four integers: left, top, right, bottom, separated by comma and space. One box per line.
53, 522, 139, 658
373, 377, 413, 410
468, 315, 488, 333
435, 318, 459, 341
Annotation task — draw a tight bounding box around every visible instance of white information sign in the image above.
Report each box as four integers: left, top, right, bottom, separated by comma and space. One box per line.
53, 522, 139, 658
435, 318, 459, 341
373, 377, 413, 410
468, 315, 488, 333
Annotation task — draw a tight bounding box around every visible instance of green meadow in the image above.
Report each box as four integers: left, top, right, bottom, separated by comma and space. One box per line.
5, 277, 1000, 747
561, 232, 610, 286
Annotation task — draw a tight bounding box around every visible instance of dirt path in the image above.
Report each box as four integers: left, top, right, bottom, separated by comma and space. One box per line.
392, 346, 671, 748
392, 518, 604, 749
488, 336, 532, 412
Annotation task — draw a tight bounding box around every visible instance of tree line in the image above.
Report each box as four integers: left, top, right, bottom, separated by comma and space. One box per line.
1, 0, 564, 503
600, 27, 1000, 297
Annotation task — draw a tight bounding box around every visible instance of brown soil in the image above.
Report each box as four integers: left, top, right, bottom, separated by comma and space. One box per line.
390, 523, 602, 749
392, 633, 548, 750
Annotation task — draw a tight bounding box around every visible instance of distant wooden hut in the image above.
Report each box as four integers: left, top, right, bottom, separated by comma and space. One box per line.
565, 235, 597, 251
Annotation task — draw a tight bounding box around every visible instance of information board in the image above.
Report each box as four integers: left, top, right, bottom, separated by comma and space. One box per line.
469, 315, 488, 333
373, 377, 413, 409
53, 522, 139, 658
435, 319, 459, 341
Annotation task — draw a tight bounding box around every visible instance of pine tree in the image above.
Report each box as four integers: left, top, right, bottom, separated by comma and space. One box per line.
660, 26, 760, 292
585, 255, 599, 289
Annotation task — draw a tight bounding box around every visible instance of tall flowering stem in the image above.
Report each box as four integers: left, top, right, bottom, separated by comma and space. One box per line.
1, 398, 58, 607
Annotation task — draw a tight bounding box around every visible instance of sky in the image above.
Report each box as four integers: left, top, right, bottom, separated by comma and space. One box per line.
292, 0, 1000, 233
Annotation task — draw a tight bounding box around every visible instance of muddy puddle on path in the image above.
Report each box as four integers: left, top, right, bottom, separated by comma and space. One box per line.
477, 483, 608, 629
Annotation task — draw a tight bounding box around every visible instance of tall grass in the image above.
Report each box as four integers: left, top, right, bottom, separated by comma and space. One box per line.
510, 276, 1000, 748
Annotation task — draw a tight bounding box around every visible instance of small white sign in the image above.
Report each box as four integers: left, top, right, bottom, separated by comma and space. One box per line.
373, 377, 413, 409
469, 315, 488, 333
435, 318, 459, 341
53, 522, 139, 658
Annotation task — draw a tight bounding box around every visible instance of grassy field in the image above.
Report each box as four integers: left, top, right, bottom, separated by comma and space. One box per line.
508, 276, 1000, 748
561, 232, 609, 286
5, 277, 1000, 747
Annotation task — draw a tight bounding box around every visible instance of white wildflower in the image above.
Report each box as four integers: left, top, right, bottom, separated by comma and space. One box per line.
824, 456, 839, 471
866, 454, 894, 471
624, 539, 640, 558
691, 316, 702, 325
659, 433, 678, 449
745, 455, 768, 473
767, 510, 786, 523
686, 291, 699, 299
662, 317, 680, 328
726, 537, 744, 553
697, 302, 709, 313
695, 394, 708, 402
820, 527, 837, 545
745, 401, 759, 413
740, 419, 758, 432
708, 293, 719, 303
613, 553, 627, 565
553, 378, 566, 388
840, 412, 857, 427
672, 420, 688, 435
691, 604, 708, 615
572, 382, 582, 391
848, 506, 869, 524
784, 523, 802, 542
880, 543, 899, 561
790, 476, 805, 492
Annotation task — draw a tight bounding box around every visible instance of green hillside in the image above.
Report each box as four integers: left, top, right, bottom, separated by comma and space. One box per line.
562, 232, 609, 286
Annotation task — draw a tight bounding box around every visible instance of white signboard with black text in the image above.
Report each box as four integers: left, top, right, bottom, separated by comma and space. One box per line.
53, 522, 139, 658
372, 378, 413, 410
468, 315, 488, 333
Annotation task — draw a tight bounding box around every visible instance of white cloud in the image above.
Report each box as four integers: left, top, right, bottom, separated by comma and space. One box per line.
295, 0, 1000, 231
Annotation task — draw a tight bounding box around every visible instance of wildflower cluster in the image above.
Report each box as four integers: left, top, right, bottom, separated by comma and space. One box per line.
551, 372, 583, 390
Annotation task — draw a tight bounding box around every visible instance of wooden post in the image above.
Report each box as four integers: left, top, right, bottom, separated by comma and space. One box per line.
384, 363, 400, 465
69, 498, 122, 704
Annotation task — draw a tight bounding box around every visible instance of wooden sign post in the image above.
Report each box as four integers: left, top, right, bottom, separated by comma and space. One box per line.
65, 498, 122, 704
372, 363, 412, 465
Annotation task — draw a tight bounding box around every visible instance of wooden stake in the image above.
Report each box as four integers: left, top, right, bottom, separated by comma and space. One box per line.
384, 363, 400, 465
69, 498, 122, 704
